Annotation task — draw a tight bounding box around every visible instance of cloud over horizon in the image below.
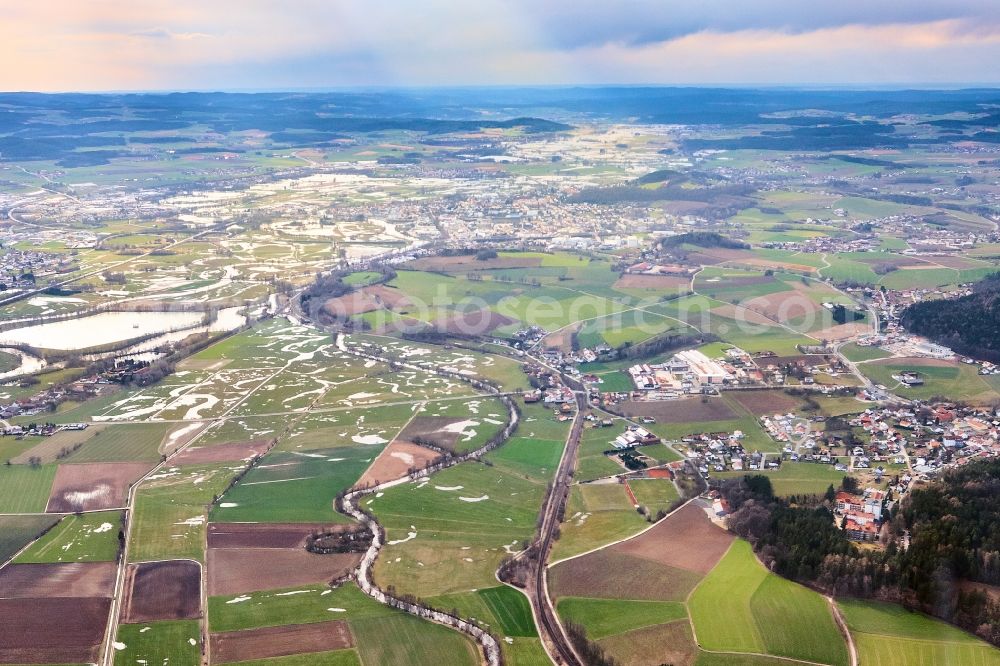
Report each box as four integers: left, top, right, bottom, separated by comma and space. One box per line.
1, 1, 999, 91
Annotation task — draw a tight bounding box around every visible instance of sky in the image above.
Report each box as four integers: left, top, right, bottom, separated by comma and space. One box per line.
2, 1, 1000, 91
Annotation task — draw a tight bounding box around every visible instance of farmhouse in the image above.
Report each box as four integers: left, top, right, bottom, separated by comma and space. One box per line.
612, 425, 661, 449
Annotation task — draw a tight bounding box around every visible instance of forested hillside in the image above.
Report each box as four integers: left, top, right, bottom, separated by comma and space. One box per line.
901, 273, 1000, 361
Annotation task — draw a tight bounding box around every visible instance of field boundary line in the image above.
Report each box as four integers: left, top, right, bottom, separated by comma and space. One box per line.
828, 596, 858, 666
351, 399, 426, 488
494, 569, 559, 666
546, 495, 700, 568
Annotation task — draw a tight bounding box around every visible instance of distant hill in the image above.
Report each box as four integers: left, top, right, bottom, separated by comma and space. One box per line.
660, 232, 748, 250
633, 169, 686, 185
0, 91, 570, 164
900, 273, 1000, 362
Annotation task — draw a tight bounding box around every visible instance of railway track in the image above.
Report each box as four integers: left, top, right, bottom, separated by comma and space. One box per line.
525, 387, 587, 666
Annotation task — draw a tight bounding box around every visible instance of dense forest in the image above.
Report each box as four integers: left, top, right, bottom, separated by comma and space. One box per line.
901, 273, 1000, 361
660, 231, 749, 250
719, 460, 1000, 645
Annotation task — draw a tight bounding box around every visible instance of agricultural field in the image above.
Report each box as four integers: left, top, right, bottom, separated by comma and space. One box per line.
689, 540, 849, 665
112, 619, 201, 666
128, 460, 246, 562
712, 462, 847, 497
552, 483, 649, 561
557, 597, 687, 640
0, 464, 57, 512
0, 514, 61, 563
838, 599, 1000, 666
209, 444, 383, 523
208, 582, 478, 666
550, 503, 854, 666
14, 510, 123, 563
347, 334, 532, 392
370, 403, 567, 599
861, 357, 1000, 403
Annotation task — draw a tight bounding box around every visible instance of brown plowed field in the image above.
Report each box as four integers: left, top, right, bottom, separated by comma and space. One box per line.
598, 619, 697, 666
922, 255, 983, 269
541, 323, 579, 352
813, 321, 873, 341
728, 389, 803, 416
619, 397, 736, 423
710, 304, 778, 326
207, 548, 361, 595
612, 503, 733, 574
0, 562, 116, 598
171, 439, 272, 465
355, 440, 442, 488
396, 416, 466, 450
0, 597, 110, 664
613, 274, 691, 290
434, 309, 515, 336
211, 619, 353, 663
550, 549, 702, 601
45, 462, 152, 513
744, 290, 822, 321
122, 559, 201, 622
323, 285, 411, 317
208, 522, 339, 549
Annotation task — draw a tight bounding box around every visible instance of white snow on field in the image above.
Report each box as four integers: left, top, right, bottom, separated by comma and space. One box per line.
390, 451, 414, 464
170, 394, 219, 420
387, 531, 417, 545
219, 502, 238, 508
168, 422, 202, 443
176, 516, 205, 526
459, 495, 489, 503
63, 487, 108, 505
94, 404, 164, 421
483, 418, 504, 425
442, 419, 479, 441
226, 595, 251, 604
352, 434, 387, 445
93, 522, 114, 533
348, 392, 379, 400
435, 485, 463, 491
276, 590, 311, 596
327, 607, 347, 612
113, 642, 127, 650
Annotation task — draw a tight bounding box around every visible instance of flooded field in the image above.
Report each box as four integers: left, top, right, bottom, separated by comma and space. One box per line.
0, 311, 207, 350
